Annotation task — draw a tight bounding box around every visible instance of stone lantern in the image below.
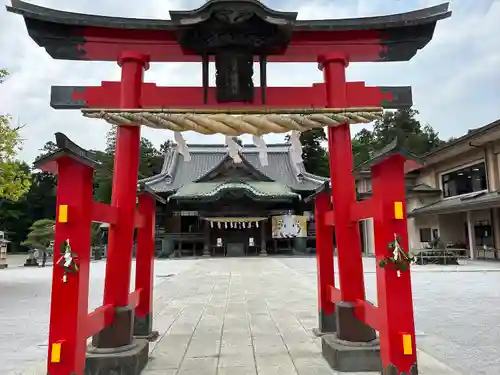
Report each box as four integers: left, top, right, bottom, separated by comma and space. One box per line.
0, 230, 9, 269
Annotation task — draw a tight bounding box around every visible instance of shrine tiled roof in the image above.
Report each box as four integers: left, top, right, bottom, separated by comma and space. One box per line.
140, 144, 328, 193
168, 181, 299, 201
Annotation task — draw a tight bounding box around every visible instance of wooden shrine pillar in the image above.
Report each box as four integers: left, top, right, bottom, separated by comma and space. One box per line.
98, 51, 150, 349
203, 219, 211, 257
320, 53, 374, 341
372, 155, 418, 374
36, 149, 96, 375
134, 184, 165, 340
260, 220, 268, 256
313, 191, 336, 335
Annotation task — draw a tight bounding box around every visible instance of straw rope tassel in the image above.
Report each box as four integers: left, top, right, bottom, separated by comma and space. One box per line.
252, 135, 269, 166
290, 130, 303, 164
225, 136, 242, 163
82, 109, 383, 136
174, 131, 191, 162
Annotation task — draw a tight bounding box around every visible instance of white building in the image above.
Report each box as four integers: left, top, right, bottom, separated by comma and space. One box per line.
358, 118, 500, 259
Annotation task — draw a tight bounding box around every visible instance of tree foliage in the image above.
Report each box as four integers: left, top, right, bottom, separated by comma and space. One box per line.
93, 127, 168, 203
352, 108, 445, 167
299, 129, 330, 177
22, 218, 55, 250
0, 70, 31, 201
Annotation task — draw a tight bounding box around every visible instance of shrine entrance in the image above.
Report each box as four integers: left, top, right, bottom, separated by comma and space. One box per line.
7, 0, 451, 374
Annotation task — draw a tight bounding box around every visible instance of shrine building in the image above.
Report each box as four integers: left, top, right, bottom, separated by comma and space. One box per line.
141, 142, 327, 257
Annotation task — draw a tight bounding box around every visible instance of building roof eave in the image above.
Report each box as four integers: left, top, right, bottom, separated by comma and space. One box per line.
409, 191, 500, 217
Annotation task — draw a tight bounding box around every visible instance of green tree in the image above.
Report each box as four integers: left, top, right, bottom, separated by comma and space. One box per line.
22, 218, 55, 250
93, 132, 165, 203
0, 70, 31, 201
352, 108, 444, 167
34, 141, 59, 162
299, 129, 329, 177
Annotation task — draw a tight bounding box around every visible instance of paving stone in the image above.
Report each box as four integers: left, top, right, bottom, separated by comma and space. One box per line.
217, 366, 258, 375
219, 349, 255, 368
178, 357, 218, 374
185, 338, 221, 358
255, 354, 298, 375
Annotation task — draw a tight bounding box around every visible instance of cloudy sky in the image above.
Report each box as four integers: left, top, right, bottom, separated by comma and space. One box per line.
0, 0, 499, 164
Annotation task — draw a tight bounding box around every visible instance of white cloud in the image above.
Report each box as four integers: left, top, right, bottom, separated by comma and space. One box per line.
0, 0, 499, 164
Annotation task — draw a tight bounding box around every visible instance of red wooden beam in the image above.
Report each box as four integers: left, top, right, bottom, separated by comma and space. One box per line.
354, 299, 382, 331
329, 285, 342, 304
85, 304, 114, 338
128, 289, 142, 309
92, 202, 118, 225
324, 210, 335, 226
350, 199, 375, 222
51, 83, 411, 110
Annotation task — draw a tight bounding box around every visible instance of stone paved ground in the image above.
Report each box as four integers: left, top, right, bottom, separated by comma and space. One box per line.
279, 257, 500, 375
2, 257, 499, 374
0, 259, 196, 375
143, 258, 466, 375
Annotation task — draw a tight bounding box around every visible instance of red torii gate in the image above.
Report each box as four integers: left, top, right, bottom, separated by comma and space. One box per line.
307, 137, 424, 374
7, 1, 451, 374
33, 133, 164, 375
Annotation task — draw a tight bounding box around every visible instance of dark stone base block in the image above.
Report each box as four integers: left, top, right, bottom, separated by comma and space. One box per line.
313, 310, 337, 337
92, 306, 134, 348
382, 363, 418, 375
322, 333, 381, 372
0, 264, 7, 269
134, 313, 159, 342
85, 338, 149, 375
336, 301, 377, 342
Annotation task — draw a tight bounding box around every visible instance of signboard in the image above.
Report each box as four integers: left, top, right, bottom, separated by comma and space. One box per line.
271, 215, 307, 238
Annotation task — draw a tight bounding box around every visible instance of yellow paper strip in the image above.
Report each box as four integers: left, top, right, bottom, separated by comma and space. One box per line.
402, 334, 412, 355
58, 204, 68, 223
394, 202, 404, 220
51, 342, 62, 363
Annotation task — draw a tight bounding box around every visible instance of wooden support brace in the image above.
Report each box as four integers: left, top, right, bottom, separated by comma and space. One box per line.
329, 285, 342, 303
85, 304, 115, 338
353, 299, 382, 331
128, 289, 142, 309
92, 202, 118, 225
350, 199, 375, 222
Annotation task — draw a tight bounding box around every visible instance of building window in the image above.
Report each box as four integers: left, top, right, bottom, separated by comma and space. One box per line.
441, 162, 487, 198
419, 228, 432, 242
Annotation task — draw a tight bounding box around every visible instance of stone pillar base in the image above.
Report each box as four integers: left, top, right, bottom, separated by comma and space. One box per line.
134, 313, 159, 342
336, 301, 377, 342
382, 363, 418, 375
313, 310, 337, 337
259, 250, 268, 257
85, 338, 149, 375
0, 263, 7, 269
322, 333, 381, 372
92, 306, 134, 348
202, 248, 211, 257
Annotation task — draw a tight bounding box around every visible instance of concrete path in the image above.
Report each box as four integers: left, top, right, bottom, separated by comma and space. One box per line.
143, 258, 462, 375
